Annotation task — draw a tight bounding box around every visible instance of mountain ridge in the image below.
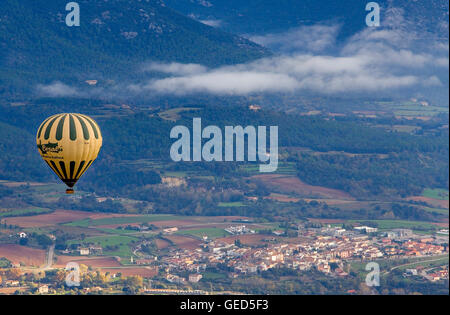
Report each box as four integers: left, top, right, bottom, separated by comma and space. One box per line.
0, 0, 270, 100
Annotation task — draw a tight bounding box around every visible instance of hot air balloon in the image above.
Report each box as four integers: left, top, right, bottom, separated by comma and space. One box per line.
36, 113, 102, 194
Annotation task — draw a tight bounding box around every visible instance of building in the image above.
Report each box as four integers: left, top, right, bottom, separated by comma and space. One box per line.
79, 248, 90, 255
85, 80, 98, 86
89, 246, 103, 255
354, 226, 378, 234
163, 227, 178, 234
389, 229, 413, 238
166, 274, 186, 284
38, 285, 49, 294
188, 274, 203, 283
5, 280, 19, 287
225, 225, 255, 235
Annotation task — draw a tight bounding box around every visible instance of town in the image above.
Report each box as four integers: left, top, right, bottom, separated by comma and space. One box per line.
1, 218, 448, 295
158, 224, 448, 284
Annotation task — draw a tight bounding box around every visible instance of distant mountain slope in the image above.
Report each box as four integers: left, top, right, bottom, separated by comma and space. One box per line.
164, 0, 449, 38
0, 0, 269, 99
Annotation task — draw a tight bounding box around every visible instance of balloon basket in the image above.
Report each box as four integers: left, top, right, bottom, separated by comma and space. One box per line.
66, 189, 75, 194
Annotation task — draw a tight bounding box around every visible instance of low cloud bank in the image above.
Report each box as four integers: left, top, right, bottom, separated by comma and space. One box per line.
36, 7, 448, 100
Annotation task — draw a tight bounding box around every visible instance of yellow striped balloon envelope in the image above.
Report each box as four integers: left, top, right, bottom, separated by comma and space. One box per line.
36, 113, 102, 194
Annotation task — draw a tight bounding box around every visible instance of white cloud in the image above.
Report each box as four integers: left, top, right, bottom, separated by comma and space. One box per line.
36, 82, 79, 97
126, 18, 447, 96
199, 19, 222, 27
423, 76, 443, 86
142, 71, 298, 95
142, 62, 208, 75
35, 6, 449, 101
128, 39, 446, 96
187, 13, 222, 28
250, 24, 340, 53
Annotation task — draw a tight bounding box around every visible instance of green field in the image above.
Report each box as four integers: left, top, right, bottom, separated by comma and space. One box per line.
163, 171, 188, 178
96, 227, 140, 235
422, 188, 449, 200
202, 271, 227, 281
65, 214, 189, 227
67, 235, 139, 258
420, 206, 448, 216
392, 103, 449, 117
176, 227, 229, 239
0, 257, 12, 268
0, 207, 52, 218
350, 254, 449, 279
395, 255, 449, 271
158, 107, 201, 121
240, 161, 297, 175
218, 202, 245, 207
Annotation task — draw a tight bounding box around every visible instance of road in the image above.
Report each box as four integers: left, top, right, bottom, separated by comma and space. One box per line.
43, 243, 55, 271
383, 255, 448, 275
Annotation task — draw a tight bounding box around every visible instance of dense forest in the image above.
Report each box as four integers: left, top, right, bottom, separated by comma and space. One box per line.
0, 103, 448, 199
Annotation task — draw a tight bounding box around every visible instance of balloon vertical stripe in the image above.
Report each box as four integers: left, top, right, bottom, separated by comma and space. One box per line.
36, 113, 102, 193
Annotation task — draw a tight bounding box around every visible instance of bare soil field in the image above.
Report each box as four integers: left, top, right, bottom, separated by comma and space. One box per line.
96, 216, 249, 230
2, 210, 138, 228
164, 235, 202, 250
96, 220, 202, 230
264, 194, 300, 203
0, 244, 46, 266
407, 196, 449, 209
432, 222, 449, 228
100, 267, 158, 278
251, 174, 354, 200
140, 219, 199, 228
55, 256, 121, 268
155, 238, 171, 249
0, 287, 28, 294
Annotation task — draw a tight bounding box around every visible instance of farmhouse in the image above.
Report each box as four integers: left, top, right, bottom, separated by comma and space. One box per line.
5, 280, 19, 287
163, 227, 178, 234
225, 225, 255, 235
188, 274, 203, 283
79, 248, 90, 255
166, 274, 186, 284
38, 285, 49, 294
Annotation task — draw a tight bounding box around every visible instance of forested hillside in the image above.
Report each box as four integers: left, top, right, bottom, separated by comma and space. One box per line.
165, 0, 449, 37
0, 102, 447, 201
0, 0, 269, 99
